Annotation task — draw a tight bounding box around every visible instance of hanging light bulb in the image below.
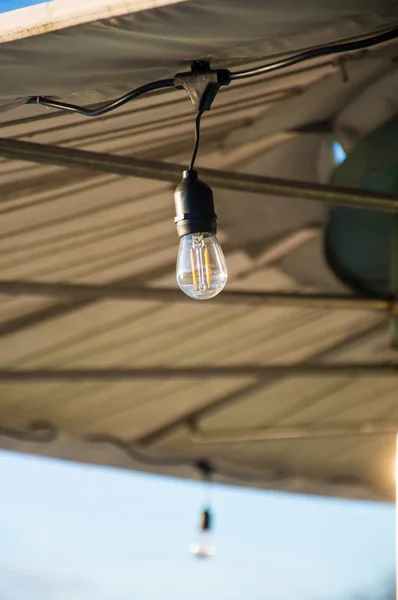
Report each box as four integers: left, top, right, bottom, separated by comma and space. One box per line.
174, 169, 228, 300
189, 461, 216, 558
189, 508, 216, 558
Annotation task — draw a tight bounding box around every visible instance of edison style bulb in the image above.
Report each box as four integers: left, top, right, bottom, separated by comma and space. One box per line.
176, 232, 228, 300
188, 531, 216, 558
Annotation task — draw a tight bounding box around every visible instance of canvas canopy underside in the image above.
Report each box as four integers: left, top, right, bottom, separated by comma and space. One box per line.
0, 0, 397, 501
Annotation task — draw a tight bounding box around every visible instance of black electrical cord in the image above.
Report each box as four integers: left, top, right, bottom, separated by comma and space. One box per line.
0, 420, 59, 443
27, 78, 175, 117
229, 26, 398, 80
0, 421, 199, 468
26, 25, 398, 119
85, 432, 199, 469
0, 421, 290, 485
0, 420, 385, 497
188, 110, 203, 171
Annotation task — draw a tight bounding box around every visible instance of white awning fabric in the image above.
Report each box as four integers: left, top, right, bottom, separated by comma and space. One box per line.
0, 0, 397, 107
0, 0, 398, 501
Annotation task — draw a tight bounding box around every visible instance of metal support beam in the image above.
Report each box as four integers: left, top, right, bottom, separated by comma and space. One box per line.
189, 420, 398, 444
0, 279, 395, 312
136, 320, 385, 447
0, 364, 396, 381
1, 137, 398, 212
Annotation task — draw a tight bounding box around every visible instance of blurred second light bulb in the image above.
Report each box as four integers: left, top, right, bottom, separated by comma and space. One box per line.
189, 508, 216, 558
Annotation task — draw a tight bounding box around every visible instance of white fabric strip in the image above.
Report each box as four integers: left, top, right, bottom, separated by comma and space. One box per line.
0, 0, 186, 43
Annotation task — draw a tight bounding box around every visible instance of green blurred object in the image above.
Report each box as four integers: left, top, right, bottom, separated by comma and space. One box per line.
326, 116, 398, 346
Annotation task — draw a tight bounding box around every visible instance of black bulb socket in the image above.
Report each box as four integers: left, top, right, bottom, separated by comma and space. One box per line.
174, 169, 217, 239
200, 508, 212, 532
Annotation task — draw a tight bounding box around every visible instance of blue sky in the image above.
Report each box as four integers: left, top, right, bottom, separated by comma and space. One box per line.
1, 0, 49, 12
0, 449, 394, 600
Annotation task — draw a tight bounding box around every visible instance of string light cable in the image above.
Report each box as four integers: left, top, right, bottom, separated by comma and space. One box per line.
0, 420, 283, 482
0, 420, 386, 499
26, 26, 398, 116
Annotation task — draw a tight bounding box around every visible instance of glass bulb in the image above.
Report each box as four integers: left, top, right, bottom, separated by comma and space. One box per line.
176, 232, 228, 300
188, 531, 216, 559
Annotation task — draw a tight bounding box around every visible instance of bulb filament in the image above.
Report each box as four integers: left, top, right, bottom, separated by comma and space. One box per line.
190, 248, 198, 288
204, 247, 211, 285
190, 235, 212, 291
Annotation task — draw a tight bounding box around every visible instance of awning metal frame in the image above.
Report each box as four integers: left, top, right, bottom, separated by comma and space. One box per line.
0, 363, 396, 381
136, 320, 386, 447
0, 279, 396, 312
1, 138, 398, 460
188, 420, 398, 444
1, 137, 398, 212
